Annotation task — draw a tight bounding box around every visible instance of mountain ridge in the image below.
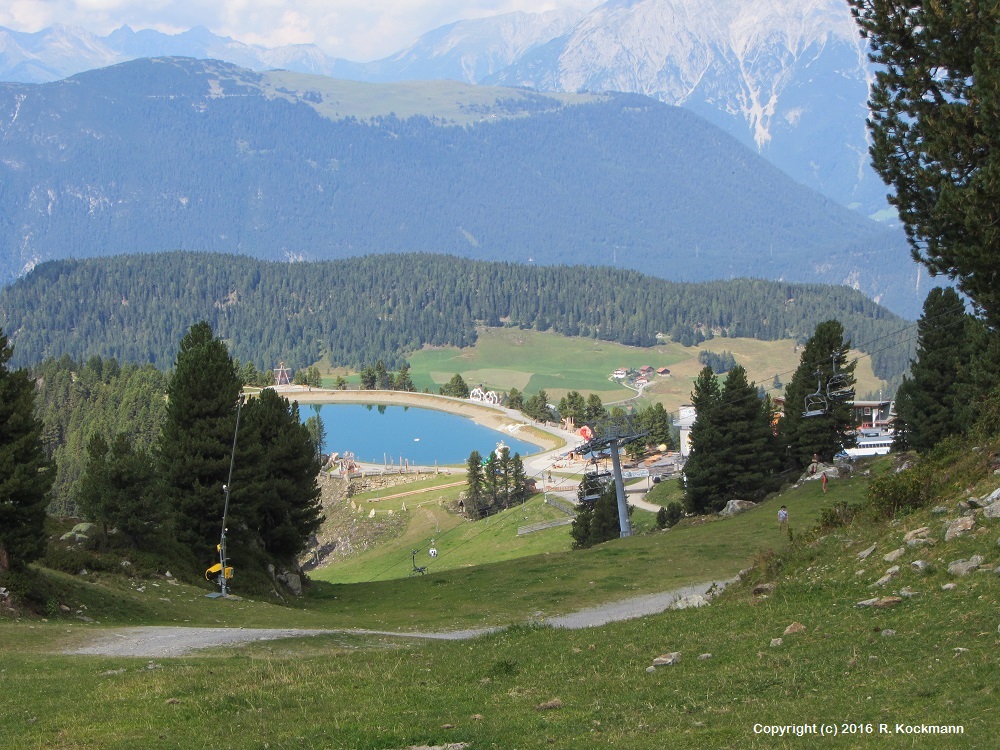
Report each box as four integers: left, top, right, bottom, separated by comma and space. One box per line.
0, 57, 923, 316
0, 2, 887, 216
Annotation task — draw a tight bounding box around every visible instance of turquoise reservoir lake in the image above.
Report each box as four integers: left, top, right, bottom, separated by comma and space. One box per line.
304, 404, 541, 465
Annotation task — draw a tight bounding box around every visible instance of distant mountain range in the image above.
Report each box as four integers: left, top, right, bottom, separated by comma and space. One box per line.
0, 57, 924, 317
0, 1, 888, 217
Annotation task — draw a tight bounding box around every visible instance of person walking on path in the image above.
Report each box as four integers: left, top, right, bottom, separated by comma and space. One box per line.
821, 471, 828, 494
778, 505, 788, 530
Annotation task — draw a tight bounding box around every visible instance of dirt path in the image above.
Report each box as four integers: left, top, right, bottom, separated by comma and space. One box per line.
65, 579, 732, 658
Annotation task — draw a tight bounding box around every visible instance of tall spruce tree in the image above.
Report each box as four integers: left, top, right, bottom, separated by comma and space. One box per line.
683, 366, 726, 514
76, 434, 111, 545
158, 322, 243, 560
780, 320, 856, 468
374, 360, 391, 390
236, 389, 323, 559
584, 393, 607, 425
465, 450, 484, 519
441, 373, 470, 398
715, 366, 781, 501
509, 453, 528, 506
894, 288, 972, 452
642, 402, 673, 449
0, 328, 55, 573
571, 480, 622, 549
394, 363, 415, 392
77, 433, 161, 548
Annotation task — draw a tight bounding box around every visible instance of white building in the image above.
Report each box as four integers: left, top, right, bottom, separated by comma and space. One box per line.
673, 405, 697, 458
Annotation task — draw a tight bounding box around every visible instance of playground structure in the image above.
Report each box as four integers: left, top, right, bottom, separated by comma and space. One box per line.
469, 387, 501, 405
273, 362, 292, 386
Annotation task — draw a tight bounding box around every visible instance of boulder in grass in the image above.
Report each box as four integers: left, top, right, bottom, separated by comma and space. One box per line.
652, 652, 682, 667
945, 517, 975, 541
873, 596, 903, 608
947, 557, 984, 576
719, 499, 755, 517
883, 547, 906, 563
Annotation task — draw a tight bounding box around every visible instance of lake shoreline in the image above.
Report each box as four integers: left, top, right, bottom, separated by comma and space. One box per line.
270, 386, 571, 454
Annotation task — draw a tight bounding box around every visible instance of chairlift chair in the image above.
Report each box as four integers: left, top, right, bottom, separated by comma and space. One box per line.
826, 355, 855, 401
802, 371, 828, 418
581, 470, 612, 501
410, 549, 427, 576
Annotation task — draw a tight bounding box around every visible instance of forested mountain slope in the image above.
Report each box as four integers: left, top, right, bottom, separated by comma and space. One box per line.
0, 252, 913, 382
0, 57, 923, 317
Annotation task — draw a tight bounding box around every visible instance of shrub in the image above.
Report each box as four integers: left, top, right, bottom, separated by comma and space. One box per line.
866, 463, 933, 520
818, 500, 861, 529
655, 506, 668, 530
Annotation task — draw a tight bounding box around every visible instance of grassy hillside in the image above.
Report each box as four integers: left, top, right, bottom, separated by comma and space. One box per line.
261, 72, 604, 125
3, 450, 998, 747
404, 327, 890, 414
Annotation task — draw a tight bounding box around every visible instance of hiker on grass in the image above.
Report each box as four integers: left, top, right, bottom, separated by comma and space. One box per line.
821, 471, 828, 494
778, 506, 788, 530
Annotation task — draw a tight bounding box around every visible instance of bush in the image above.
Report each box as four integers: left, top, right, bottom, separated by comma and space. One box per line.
0, 567, 51, 613
655, 506, 668, 530
818, 500, 861, 529
866, 464, 933, 520
664, 502, 683, 528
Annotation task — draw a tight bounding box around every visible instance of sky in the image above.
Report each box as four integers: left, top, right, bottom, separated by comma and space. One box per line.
0, 1, 603, 61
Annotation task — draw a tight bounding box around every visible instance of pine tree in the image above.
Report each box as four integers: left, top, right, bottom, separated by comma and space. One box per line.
570, 500, 593, 549
644, 402, 673, 449
584, 393, 607, 425
588, 482, 623, 545
506, 388, 523, 411
557, 391, 587, 426
780, 320, 856, 469
237, 389, 323, 559
76, 434, 111, 545
374, 360, 391, 390
359, 366, 377, 390
495, 446, 512, 508
850, 0, 1000, 323
441, 373, 470, 398
304, 413, 327, 459
394, 363, 415, 392
78, 433, 161, 549
0, 328, 55, 573
683, 366, 726, 514
893, 288, 972, 452
509, 453, 528, 506
715, 366, 781, 501
158, 322, 243, 560
656, 506, 669, 530
465, 451, 484, 519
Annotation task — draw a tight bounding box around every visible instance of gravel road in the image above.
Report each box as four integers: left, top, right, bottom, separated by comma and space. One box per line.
66, 579, 732, 658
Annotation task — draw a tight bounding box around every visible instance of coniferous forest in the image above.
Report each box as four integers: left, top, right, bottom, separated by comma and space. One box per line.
0, 251, 913, 382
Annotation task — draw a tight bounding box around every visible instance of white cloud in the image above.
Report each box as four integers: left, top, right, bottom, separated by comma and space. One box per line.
0, 1, 601, 60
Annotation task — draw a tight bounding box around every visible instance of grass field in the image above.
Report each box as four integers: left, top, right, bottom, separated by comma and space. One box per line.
3, 456, 998, 748
394, 327, 889, 414
259, 73, 603, 126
